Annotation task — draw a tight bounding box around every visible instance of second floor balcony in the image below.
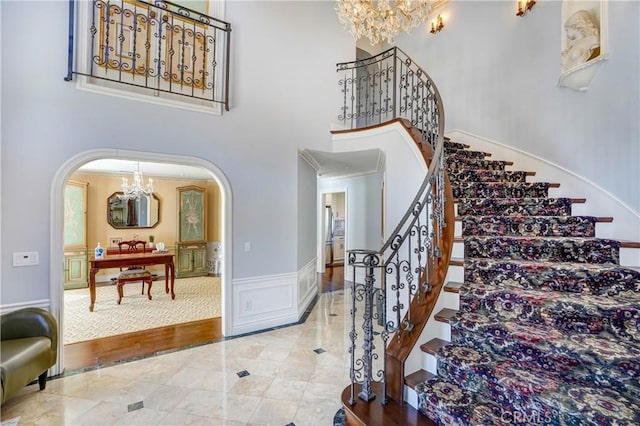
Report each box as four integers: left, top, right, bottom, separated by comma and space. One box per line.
67, 0, 231, 113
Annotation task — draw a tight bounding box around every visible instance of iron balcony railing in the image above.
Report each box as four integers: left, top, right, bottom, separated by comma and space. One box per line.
65, 0, 231, 111
337, 47, 447, 405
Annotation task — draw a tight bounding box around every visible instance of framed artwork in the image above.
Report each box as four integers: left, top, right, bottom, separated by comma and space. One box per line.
109, 237, 123, 248
558, 0, 608, 91
177, 185, 206, 242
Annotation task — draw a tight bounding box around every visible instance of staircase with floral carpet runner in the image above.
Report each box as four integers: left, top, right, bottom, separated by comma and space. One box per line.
414, 141, 640, 425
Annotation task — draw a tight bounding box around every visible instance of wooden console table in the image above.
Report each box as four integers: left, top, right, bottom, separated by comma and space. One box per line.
88, 252, 175, 312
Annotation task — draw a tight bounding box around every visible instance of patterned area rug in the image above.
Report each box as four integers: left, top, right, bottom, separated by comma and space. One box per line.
64, 276, 221, 344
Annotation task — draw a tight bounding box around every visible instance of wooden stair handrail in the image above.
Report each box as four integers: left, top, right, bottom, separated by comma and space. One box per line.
384, 120, 455, 403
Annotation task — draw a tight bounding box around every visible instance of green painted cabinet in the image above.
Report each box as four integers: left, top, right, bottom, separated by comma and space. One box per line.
64, 180, 89, 289
64, 250, 88, 289
175, 185, 207, 278
176, 242, 207, 278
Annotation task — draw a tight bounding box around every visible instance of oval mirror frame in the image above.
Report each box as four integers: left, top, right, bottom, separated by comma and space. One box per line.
107, 192, 160, 229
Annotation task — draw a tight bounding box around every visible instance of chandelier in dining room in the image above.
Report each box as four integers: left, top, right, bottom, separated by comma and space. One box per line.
335, 0, 435, 45
120, 163, 154, 200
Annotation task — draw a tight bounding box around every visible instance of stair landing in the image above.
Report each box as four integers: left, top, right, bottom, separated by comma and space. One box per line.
341, 383, 435, 426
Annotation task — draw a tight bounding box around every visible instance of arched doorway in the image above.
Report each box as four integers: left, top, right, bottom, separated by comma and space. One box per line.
49, 149, 233, 375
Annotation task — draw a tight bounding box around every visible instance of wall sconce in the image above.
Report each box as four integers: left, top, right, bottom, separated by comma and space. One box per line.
517, 0, 536, 17
430, 15, 444, 34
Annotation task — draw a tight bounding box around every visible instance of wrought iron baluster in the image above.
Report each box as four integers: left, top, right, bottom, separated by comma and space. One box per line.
336, 47, 446, 408
116, 0, 125, 80
130, 3, 139, 79
348, 252, 358, 405
67, 0, 231, 106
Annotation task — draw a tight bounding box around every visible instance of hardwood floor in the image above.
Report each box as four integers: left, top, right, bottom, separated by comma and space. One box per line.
320, 264, 345, 293
63, 318, 223, 372
62, 266, 347, 374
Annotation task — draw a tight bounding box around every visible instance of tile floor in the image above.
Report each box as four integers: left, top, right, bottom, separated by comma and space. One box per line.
1, 291, 350, 426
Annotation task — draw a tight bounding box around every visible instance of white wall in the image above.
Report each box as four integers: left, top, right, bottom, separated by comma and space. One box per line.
396, 0, 639, 213
297, 155, 318, 269
318, 172, 384, 274
0, 2, 354, 305
332, 124, 429, 240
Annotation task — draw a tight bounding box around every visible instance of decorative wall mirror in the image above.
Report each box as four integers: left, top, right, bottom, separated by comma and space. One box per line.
107, 192, 160, 229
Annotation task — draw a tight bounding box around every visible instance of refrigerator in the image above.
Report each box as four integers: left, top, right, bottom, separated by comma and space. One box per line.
324, 206, 345, 266
324, 206, 334, 265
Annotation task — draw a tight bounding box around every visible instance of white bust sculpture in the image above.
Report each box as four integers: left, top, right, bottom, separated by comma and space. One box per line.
561, 10, 601, 72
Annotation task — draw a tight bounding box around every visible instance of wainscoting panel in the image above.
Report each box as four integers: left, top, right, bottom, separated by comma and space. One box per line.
297, 258, 318, 315
232, 273, 298, 335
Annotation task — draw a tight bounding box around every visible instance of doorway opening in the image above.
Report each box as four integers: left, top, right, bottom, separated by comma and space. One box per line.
50, 149, 233, 375
322, 191, 346, 268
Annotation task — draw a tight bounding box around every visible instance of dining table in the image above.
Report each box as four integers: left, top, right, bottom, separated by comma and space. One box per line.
88, 252, 175, 312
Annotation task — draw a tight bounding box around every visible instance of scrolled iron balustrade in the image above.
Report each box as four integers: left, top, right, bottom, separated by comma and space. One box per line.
338, 47, 449, 407
65, 0, 231, 111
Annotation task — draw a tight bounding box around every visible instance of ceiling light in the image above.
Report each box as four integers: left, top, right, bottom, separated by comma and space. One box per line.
335, 0, 436, 45
120, 162, 154, 200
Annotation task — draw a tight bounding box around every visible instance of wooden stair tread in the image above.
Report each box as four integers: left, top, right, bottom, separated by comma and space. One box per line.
450, 258, 464, 267
620, 241, 640, 249
341, 383, 435, 426
420, 337, 449, 355
444, 281, 463, 293
434, 308, 458, 323
405, 369, 436, 389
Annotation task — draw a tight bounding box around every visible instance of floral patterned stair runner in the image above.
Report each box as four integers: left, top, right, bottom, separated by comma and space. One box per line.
462, 215, 598, 237
415, 141, 640, 425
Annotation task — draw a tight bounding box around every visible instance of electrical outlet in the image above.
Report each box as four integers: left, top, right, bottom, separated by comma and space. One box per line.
244, 242, 251, 252
13, 252, 39, 267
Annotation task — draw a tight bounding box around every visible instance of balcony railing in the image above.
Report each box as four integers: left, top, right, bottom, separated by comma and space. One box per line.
337, 47, 452, 406
65, 0, 231, 111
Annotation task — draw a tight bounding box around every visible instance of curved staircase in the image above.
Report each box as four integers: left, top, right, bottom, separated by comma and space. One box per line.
411, 140, 640, 425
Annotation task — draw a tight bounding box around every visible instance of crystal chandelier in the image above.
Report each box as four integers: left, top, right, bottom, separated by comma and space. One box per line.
335, 0, 435, 45
120, 162, 154, 200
